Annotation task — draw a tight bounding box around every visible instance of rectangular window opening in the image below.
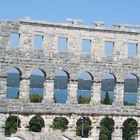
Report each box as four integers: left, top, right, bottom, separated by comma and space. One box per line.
34, 35, 43, 49
82, 39, 91, 53
58, 37, 68, 52
104, 41, 114, 56
10, 33, 20, 48
128, 43, 137, 57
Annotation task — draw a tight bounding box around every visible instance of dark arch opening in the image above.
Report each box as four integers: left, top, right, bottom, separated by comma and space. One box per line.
99, 117, 114, 140
76, 117, 91, 138
54, 70, 69, 103
124, 74, 138, 106
29, 116, 45, 132
100, 73, 116, 105
123, 118, 138, 140
5, 116, 21, 136
6, 67, 22, 99
52, 117, 69, 131
77, 72, 93, 104
29, 69, 45, 103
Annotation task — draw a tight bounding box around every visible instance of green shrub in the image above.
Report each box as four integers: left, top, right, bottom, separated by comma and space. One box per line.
5, 116, 20, 136
52, 117, 68, 131
77, 96, 91, 104
29, 116, 44, 132
29, 94, 43, 103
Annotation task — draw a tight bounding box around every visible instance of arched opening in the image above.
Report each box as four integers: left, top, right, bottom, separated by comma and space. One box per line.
76, 117, 91, 138
29, 116, 45, 132
52, 117, 69, 131
29, 69, 45, 103
77, 72, 93, 104
100, 73, 116, 105
54, 70, 69, 103
5, 116, 21, 137
124, 74, 138, 106
99, 117, 114, 140
6, 68, 22, 99
123, 118, 138, 140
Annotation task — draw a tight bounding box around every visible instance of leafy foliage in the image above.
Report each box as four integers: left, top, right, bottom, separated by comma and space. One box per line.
101, 91, 112, 105
123, 118, 137, 140
29, 116, 44, 132
29, 94, 43, 103
76, 117, 91, 138
99, 117, 114, 140
5, 116, 20, 136
52, 117, 68, 131
77, 96, 91, 104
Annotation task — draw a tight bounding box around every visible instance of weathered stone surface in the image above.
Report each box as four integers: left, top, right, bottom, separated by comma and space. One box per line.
0, 18, 140, 139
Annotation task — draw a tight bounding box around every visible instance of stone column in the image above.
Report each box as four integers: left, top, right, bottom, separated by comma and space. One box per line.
67, 80, 78, 104
90, 117, 100, 140
112, 117, 123, 140
66, 115, 78, 137
113, 83, 124, 106
91, 83, 101, 105
136, 84, 140, 108
43, 79, 54, 104
0, 76, 7, 100
19, 77, 30, 101
0, 114, 8, 137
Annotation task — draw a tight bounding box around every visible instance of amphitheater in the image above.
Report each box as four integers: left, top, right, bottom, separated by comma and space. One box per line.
0, 18, 140, 140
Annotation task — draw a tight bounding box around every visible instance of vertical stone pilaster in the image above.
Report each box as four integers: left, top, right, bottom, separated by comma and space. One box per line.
136, 85, 140, 108
113, 83, 124, 106
0, 76, 7, 100
91, 83, 101, 105
67, 80, 78, 104
19, 78, 30, 101
112, 117, 123, 140
43, 79, 54, 104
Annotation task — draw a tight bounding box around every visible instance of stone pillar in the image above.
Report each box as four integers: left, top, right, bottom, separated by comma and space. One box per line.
113, 83, 124, 106
43, 79, 54, 104
18, 115, 29, 132
66, 115, 78, 137
136, 84, 140, 108
112, 117, 123, 140
67, 80, 78, 104
91, 83, 101, 105
0, 114, 8, 137
19, 78, 30, 101
0, 76, 7, 100
90, 117, 100, 140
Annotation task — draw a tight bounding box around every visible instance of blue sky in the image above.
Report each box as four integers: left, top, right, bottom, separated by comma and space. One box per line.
0, 0, 140, 26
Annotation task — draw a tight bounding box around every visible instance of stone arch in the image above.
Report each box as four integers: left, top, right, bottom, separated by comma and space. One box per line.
54, 70, 70, 103
124, 73, 138, 106
100, 73, 116, 105
6, 67, 22, 99
29, 115, 45, 132
123, 118, 138, 140
99, 117, 114, 140
77, 71, 93, 104
29, 69, 46, 103
76, 117, 92, 138
5, 115, 21, 136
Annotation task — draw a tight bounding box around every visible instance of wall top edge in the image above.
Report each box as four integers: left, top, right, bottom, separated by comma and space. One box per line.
0, 18, 140, 34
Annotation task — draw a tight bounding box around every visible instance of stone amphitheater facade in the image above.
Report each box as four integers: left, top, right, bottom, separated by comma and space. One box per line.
0, 18, 140, 140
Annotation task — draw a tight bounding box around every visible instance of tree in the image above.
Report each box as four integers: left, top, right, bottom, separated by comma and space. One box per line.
29, 116, 44, 132
103, 91, 111, 105
99, 117, 114, 140
52, 117, 68, 131
76, 117, 91, 138
5, 116, 20, 136
29, 94, 43, 103
123, 118, 137, 140
77, 96, 91, 104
